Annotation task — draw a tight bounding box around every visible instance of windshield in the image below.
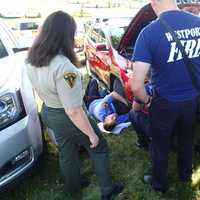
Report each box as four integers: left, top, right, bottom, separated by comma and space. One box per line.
110, 26, 127, 49
20, 22, 39, 30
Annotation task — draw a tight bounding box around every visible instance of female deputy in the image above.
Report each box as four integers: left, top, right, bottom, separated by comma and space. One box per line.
25, 11, 123, 200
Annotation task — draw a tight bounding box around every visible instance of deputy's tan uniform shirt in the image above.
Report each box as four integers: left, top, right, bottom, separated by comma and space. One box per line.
26, 55, 84, 108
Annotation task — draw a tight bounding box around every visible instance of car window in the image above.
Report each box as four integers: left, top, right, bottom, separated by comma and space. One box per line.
110, 26, 127, 49
19, 22, 39, 31
98, 30, 106, 43
0, 39, 8, 58
90, 28, 106, 44
90, 28, 99, 43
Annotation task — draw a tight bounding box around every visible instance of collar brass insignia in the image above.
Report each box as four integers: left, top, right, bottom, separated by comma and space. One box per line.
63, 72, 77, 88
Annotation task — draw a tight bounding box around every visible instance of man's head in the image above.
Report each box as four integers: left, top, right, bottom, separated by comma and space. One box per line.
150, 0, 178, 16
103, 113, 117, 131
177, 0, 200, 15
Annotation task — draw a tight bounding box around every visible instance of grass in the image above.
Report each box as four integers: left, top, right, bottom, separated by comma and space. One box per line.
1, 128, 200, 200
2, 74, 200, 200
2, 129, 200, 200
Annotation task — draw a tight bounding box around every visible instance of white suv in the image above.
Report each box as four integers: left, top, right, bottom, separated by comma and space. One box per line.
0, 21, 43, 189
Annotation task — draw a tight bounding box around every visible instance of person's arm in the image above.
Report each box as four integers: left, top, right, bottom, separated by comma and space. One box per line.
65, 106, 99, 148
130, 27, 152, 104
110, 91, 128, 105
56, 63, 99, 148
130, 61, 151, 104
132, 100, 142, 112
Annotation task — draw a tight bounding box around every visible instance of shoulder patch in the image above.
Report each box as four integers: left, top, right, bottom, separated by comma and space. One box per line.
63, 72, 77, 88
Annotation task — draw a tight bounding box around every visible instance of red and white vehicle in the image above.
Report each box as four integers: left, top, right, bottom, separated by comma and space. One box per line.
85, 4, 156, 101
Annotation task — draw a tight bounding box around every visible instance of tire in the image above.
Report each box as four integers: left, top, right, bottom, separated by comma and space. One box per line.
113, 78, 125, 97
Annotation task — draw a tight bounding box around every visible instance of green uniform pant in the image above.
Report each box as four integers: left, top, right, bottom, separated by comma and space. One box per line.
41, 104, 113, 196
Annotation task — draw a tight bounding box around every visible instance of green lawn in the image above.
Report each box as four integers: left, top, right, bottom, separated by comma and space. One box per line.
2, 74, 200, 200
2, 128, 200, 200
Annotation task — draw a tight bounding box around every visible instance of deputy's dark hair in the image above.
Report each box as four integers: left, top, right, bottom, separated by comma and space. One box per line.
103, 122, 116, 132
27, 11, 78, 67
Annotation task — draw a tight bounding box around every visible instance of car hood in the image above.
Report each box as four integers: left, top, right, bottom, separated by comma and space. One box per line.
118, 3, 157, 55
0, 51, 27, 93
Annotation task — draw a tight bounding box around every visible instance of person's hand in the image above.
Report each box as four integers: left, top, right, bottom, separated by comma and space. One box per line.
144, 97, 152, 110
128, 71, 134, 79
89, 134, 99, 148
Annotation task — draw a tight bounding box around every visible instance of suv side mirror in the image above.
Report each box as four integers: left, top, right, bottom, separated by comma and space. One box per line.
96, 44, 108, 51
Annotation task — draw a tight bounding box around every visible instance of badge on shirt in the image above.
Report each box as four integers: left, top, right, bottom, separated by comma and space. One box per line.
63, 72, 77, 88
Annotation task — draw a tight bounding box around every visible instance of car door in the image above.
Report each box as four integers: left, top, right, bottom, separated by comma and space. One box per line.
85, 27, 111, 84
94, 29, 111, 84
85, 27, 100, 74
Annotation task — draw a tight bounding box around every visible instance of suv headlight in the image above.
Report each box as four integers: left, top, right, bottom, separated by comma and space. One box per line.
0, 90, 26, 131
